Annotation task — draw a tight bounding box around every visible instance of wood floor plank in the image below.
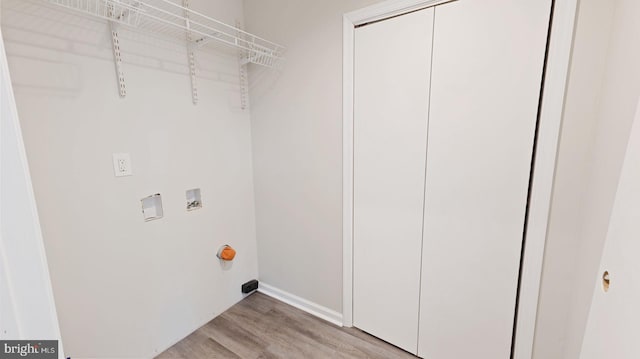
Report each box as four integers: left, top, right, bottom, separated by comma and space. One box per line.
199, 316, 271, 359
157, 330, 240, 359
156, 293, 416, 359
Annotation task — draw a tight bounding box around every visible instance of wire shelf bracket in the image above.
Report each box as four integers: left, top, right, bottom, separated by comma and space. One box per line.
107, 3, 127, 97
236, 20, 248, 110
183, 0, 198, 105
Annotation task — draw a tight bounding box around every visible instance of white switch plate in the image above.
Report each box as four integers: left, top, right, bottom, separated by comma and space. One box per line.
112, 153, 132, 177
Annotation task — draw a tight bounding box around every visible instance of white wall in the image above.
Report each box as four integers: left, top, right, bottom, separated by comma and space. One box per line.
243, 0, 384, 314
1, 0, 258, 357
567, 0, 640, 357
533, 0, 615, 357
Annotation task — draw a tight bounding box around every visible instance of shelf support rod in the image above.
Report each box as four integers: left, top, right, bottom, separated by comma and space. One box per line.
183, 0, 198, 105
108, 4, 127, 98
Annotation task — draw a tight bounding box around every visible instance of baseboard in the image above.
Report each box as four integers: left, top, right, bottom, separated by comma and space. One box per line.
257, 282, 343, 327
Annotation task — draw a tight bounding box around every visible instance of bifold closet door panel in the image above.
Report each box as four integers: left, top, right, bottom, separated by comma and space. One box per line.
418, 1, 551, 358
353, 8, 434, 354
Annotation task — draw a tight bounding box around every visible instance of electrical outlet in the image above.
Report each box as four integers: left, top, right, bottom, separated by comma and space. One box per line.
112, 153, 132, 177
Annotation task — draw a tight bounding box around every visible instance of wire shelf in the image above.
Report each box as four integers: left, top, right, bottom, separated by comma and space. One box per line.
47, 0, 285, 68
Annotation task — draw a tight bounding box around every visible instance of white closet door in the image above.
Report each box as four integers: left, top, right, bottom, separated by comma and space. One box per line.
580, 101, 640, 359
418, 1, 551, 358
353, 8, 434, 354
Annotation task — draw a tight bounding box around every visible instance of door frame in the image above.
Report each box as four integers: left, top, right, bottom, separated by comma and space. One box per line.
341, 1, 578, 358
1, 27, 65, 353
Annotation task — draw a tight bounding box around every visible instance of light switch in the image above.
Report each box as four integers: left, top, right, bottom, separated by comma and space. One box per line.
112, 153, 132, 177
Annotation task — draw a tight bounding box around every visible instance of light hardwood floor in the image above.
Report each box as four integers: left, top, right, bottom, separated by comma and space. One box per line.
156, 292, 417, 359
